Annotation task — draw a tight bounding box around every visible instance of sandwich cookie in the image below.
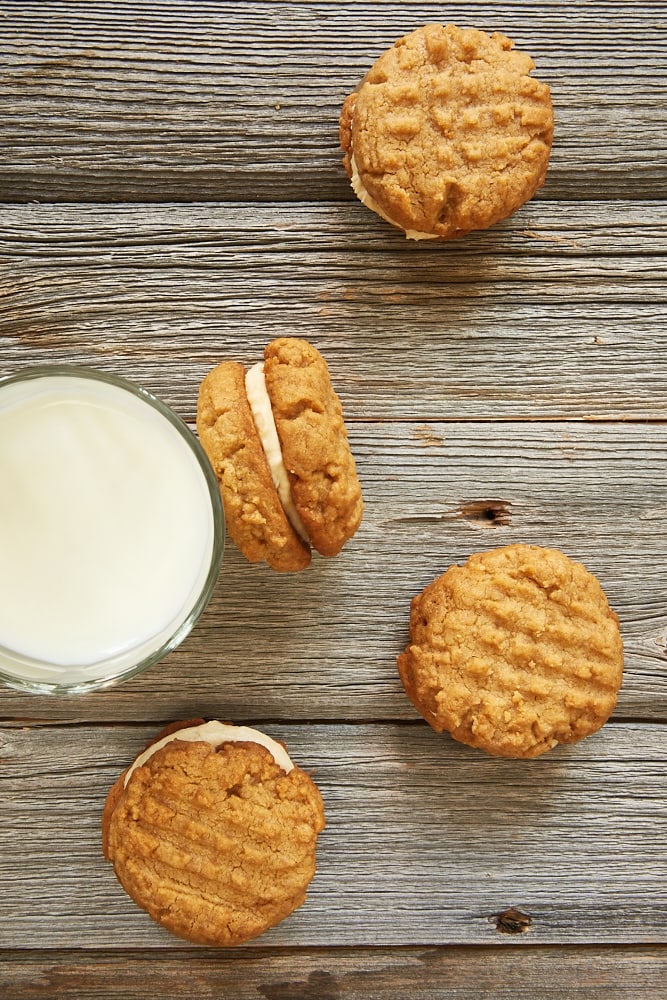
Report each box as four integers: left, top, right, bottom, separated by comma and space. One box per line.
197, 338, 363, 571
340, 23, 554, 240
102, 719, 326, 946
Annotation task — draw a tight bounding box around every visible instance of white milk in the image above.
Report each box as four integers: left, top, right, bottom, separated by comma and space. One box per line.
0, 371, 221, 691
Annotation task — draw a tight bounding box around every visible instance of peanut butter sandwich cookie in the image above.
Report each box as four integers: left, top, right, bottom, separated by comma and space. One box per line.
197, 338, 363, 571
398, 544, 623, 758
103, 719, 326, 946
340, 23, 554, 240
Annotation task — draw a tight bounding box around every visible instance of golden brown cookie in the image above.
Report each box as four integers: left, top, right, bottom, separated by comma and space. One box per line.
340, 23, 554, 240
102, 720, 326, 946
196, 360, 311, 572
264, 338, 364, 557
397, 544, 623, 758
197, 338, 363, 571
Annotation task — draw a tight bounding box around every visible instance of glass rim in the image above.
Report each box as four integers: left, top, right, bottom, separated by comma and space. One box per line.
0, 363, 224, 695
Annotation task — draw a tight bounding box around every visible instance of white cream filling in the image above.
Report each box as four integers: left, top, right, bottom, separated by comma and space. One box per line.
245, 362, 309, 542
350, 153, 438, 241
123, 720, 294, 787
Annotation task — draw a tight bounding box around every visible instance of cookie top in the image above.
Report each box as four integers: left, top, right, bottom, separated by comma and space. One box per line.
196, 359, 311, 572
340, 23, 554, 239
397, 544, 624, 758
102, 720, 326, 947
263, 338, 364, 557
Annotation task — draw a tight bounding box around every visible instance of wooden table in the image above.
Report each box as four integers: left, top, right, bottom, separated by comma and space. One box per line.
1, 3, 666, 996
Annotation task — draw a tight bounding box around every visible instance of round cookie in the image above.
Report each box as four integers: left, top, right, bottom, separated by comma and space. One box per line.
197, 338, 363, 571
102, 720, 326, 947
340, 23, 554, 240
397, 545, 624, 758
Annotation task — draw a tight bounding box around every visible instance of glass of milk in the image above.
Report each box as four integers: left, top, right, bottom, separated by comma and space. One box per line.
0, 365, 224, 694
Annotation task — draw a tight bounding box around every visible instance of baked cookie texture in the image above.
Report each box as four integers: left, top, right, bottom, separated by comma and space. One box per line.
340, 23, 554, 240
197, 359, 311, 573
397, 545, 624, 758
197, 337, 363, 571
102, 720, 326, 947
263, 338, 363, 557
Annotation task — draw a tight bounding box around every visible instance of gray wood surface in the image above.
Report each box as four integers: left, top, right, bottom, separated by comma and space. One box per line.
1, 202, 667, 421
2, 1, 666, 201
1, 419, 666, 722
1, 0, 666, 995
1, 722, 665, 948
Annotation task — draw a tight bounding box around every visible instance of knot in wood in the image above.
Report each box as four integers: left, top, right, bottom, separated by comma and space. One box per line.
494, 907, 532, 934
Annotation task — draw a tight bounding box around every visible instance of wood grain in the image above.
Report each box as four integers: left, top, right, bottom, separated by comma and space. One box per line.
1, 419, 666, 721
1, 2, 666, 202
1, 0, 666, 991
1, 202, 666, 421
1, 722, 665, 949
1, 945, 666, 999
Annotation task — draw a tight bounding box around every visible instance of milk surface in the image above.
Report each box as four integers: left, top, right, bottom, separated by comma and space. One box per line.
0, 373, 217, 686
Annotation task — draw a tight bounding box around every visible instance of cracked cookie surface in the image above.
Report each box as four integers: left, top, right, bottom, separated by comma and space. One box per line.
398, 544, 623, 757
340, 23, 553, 239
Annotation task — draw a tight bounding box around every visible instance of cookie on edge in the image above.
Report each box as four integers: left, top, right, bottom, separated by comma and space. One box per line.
340, 23, 554, 240
397, 544, 624, 758
264, 338, 363, 557
197, 338, 363, 571
196, 360, 311, 572
102, 719, 326, 946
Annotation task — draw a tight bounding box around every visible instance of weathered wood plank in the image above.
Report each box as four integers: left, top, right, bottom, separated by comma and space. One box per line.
1, 2, 666, 201
1, 0, 665, 983
1, 202, 666, 420
0, 722, 665, 948
1, 420, 665, 721
1, 945, 666, 999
